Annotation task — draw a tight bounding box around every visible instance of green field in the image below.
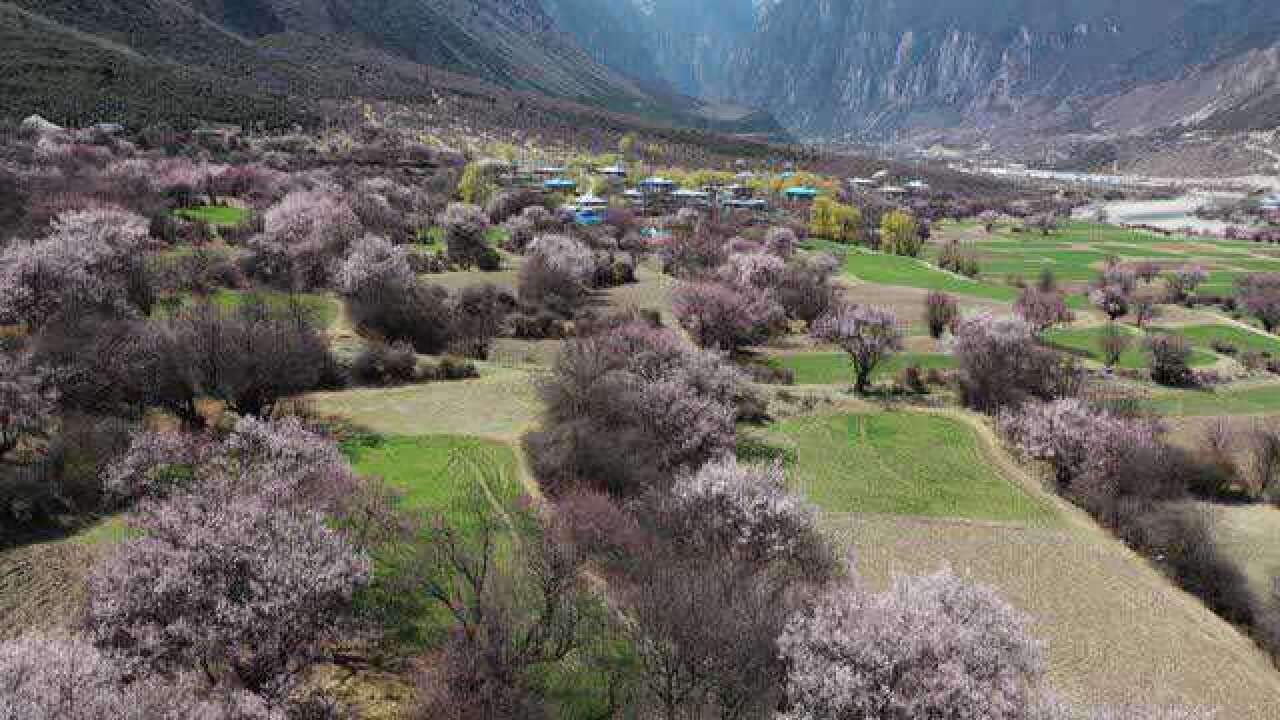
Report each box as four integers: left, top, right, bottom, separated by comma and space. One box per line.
1157, 324, 1280, 357
156, 288, 343, 329
809, 241, 1020, 302
934, 221, 1277, 299
1043, 325, 1219, 370
1150, 382, 1280, 416
775, 352, 956, 385
770, 412, 1058, 525
343, 434, 523, 647
174, 205, 250, 227
343, 434, 520, 514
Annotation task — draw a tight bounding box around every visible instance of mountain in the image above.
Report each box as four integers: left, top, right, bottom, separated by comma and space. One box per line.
541, 0, 757, 103
731, 0, 1280, 138
0, 0, 784, 135
548, 0, 1280, 140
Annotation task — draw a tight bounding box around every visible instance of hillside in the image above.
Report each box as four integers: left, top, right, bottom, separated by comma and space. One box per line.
0, 0, 785, 134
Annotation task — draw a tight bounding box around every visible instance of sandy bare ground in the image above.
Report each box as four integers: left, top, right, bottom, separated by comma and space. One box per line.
822, 408, 1280, 716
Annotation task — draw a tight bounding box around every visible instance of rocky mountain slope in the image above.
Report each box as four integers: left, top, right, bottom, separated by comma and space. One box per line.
550, 0, 1280, 141
541, 0, 756, 103
0, 0, 782, 134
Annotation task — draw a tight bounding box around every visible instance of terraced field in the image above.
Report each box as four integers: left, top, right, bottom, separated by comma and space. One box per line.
933, 221, 1277, 298
1150, 382, 1280, 416
764, 407, 1280, 716
1043, 325, 1220, 370
773, 351, 957, 385
770, 411, 1057, 524
807, 239, 1020, 302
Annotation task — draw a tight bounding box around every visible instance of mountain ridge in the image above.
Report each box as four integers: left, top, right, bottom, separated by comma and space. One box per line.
0, 0, 785, 135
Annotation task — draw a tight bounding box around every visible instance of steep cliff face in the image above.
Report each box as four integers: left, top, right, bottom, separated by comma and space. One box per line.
550, 0, 1280, 139
727, 0, 1280, 138
542, 0, 757, 101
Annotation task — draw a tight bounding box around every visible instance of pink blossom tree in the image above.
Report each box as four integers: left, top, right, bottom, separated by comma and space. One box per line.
810, 305, 904, 393
1165, 264, 1208, 303
764, 226, 798, 257
1090, 285, 1129, 323
999, 399, 1160, 508
1015, 288, 1074, 333
777, 564, 1046, 720
0, 355, 56, 458
249, 189, 361, 289
667, 456, 821, 568
924, 290, 959, 339
525, 320, 753, 497
1236, 273, 1280, 333
0, 207, 149, 328
440, 202, 494, 270
672, 281, 786, 352
91, 418, 372, 701
527, 233, 596, 283
718, 251, 787, 290
0, 634, 281, 720
335, 234, 416, 299
1132, 261, 1162, 285
954, 314, 1072, 412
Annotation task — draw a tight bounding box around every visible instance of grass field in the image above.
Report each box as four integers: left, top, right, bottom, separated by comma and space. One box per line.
156, 288, 343, 330
1150, 381, 1280, 416
1157, 323, 1280, 356
934, 221, 1277, 300
309, 366, 543, 441
343, 434, 523, 647
769, 412, 1058, 525
343, 435, 520, 514
774, 352, 956, 385
807, 240, 1021, 302
173, 205, 250, 227
1043, 325, 1219, 369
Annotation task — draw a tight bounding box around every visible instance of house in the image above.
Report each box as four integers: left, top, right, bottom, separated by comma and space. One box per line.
848, 177, 877, 188
725, 184, 755, 199
1260, 194, 1280, 219
535, 165, 567, 177
872, 169, 889, 180
878, 185, 908, 197
640, 176, 677, 194
672, 188, 711, 207
725, 197, 768, 212
784, 186, 818, 201
543, 177, 577, 192
599, 164, 628, 178
575, 208, 605, 226
905, 179, 931, 193
574, 193, 608, 211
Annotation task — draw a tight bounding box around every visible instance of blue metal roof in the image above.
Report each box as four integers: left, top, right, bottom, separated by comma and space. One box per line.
784, 186, 818, 197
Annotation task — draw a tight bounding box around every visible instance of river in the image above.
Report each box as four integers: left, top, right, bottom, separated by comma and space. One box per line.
1075, 192, 1250, 234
